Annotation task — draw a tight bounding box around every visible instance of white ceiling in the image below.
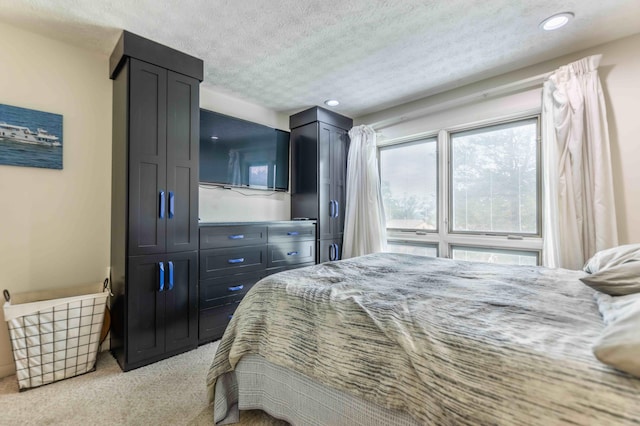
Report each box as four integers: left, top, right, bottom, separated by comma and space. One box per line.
2, 0, 640, 118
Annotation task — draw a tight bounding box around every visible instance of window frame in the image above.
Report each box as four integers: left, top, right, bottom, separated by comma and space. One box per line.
447, 116, 542, 238
378, 134, 439, 234
450, 244, 541, 266
379, 113, 543, 264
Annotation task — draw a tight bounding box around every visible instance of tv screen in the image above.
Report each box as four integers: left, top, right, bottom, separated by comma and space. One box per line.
199, 109, 289, 191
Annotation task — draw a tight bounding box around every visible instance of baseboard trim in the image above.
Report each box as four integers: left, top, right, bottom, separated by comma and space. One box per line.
0, 362, 16, 379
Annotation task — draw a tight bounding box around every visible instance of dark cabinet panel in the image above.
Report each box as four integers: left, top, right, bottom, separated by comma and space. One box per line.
127, 62, 199, 257
166, 72, 199, 253
200, 245, 267, 278
164, 251, 198, 353
128, 59, 167, 256
199, 271, 264, 310
318, 122, 348, 241
127, 255, 166, 365
319, 239, 343, 263
126, 251, 198, 366
199, 302, 240, 343
267, 241, 315, 268
200, 225, 267, 249
267, 223, 316, 242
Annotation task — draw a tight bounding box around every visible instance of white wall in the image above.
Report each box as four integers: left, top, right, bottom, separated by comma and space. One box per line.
198, 88, 292, 222
357, 33, 640, 244
0, 22, 112, 377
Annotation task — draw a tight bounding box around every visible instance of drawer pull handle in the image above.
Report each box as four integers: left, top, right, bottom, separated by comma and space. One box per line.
159, 191, 165, 219
287, 231, 299, 236
228, 234, 244, 240
227, 314, 234, 320
287, 251, 299, 256
168, 192, 175, 219
159, 262, 165, 292
228, 285, 244, 292
168, 261, 174, 290
228, 258, 245, 264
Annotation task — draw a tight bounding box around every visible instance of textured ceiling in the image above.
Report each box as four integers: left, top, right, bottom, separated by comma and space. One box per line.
1, 0, 640, 118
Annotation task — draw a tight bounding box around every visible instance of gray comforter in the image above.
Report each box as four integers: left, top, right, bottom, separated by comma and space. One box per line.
207, 253, 640, 425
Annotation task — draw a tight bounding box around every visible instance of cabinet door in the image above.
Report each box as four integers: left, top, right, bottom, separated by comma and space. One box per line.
166, 71, 199, 253
318, 123, 334, 240
319, 238, 343, 263
164, 250, 198, 353
290, 124, 319, 221
127, 254, 166, 365
128, 59, 168, 256
332, 127, 349, 239
319, 123, 348, 240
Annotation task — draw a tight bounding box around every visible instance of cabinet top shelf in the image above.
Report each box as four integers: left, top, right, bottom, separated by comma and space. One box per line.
109, 30, 204, 81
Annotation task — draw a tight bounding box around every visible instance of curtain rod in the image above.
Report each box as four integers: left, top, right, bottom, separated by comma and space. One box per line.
370, 71, 554, 131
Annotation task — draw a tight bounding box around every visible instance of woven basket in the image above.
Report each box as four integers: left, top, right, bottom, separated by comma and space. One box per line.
3, 290, 108, 390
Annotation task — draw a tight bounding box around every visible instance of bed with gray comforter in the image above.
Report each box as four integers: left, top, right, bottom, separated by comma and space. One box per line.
207, 253, 640, 425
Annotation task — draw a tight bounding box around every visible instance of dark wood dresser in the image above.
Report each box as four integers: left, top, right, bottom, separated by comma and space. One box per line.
198, 220, 316, 343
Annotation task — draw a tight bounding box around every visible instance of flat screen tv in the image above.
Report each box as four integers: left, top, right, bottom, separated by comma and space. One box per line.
199, 109, 289, 191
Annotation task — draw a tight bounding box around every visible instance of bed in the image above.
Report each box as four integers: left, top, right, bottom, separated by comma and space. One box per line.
206, 253, 640, 425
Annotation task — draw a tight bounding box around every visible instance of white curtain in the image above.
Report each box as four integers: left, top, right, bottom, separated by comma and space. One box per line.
542, 54, 618, 269
343, 125, 387, 258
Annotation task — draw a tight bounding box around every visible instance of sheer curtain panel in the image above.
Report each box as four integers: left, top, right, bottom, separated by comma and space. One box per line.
343, 125, 387, 258
542, 54, 618, 269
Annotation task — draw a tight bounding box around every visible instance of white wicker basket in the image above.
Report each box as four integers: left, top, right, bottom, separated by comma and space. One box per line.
3, 290, 108, 390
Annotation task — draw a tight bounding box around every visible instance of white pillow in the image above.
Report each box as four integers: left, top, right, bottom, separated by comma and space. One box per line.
583, 243, 640, 274
580, 261, 640, 296
593, 292, 640, 378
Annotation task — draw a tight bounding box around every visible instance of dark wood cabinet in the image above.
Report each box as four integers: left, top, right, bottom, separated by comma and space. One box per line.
290, 107, 352, 263
109, 31, 203, 371
126, 251, 198, 367
319, 238, 343, 263
127, 60, 199, 256
198, 221, 316, 344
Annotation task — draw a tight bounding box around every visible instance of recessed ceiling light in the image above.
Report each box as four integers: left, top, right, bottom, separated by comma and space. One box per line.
324, 99, 340, 107
540, 12, 574, 31
210, 136, 219, 140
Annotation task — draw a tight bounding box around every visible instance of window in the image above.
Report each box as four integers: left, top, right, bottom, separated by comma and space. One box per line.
451, 246, 538, 266
387, 241, 438, 257
379, 116, 542, 265
379, 137, 437, 231
450, 119, 539, 235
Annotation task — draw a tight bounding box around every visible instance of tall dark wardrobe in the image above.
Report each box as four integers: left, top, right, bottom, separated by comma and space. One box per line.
290, 107, 353, 263
109, 31, 203, 371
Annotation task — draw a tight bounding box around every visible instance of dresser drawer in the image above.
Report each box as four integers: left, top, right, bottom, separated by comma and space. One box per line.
200, 271, 264, 309
200, 245, 267, 279
267, 240, 315, 268
268, 223, 316, 243
199, 303, 240, 343
266, 262, 315, 276
200, 225, 267, 249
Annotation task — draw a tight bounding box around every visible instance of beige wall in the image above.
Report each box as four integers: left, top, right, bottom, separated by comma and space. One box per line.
357, 33, 640, 244
198, 87, 292, 222
0, 22, 112, 376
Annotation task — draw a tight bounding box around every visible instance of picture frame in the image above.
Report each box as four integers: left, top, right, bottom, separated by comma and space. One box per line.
0, 103, 63, 170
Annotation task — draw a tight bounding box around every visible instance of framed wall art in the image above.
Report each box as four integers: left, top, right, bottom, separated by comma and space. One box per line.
0, 103, 63, 170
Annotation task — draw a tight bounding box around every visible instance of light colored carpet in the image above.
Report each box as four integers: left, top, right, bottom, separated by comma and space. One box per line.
0, 341, 288, 426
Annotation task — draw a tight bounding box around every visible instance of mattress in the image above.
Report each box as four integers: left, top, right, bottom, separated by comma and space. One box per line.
207, 253, 640, 425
